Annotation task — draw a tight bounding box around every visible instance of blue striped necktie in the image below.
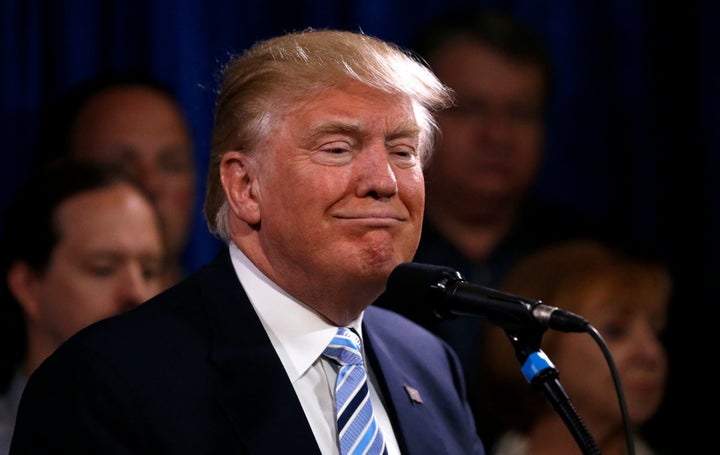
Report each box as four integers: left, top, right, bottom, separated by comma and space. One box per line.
323, 327, 388, 455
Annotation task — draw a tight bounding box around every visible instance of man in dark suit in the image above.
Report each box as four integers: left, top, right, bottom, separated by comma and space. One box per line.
10, 29, 485, 454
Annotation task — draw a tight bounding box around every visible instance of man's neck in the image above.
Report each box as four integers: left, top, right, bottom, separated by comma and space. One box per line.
424, 203, 519, 262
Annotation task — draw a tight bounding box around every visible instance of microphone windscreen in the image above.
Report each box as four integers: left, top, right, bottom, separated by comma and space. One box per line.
378, 262, 464, 320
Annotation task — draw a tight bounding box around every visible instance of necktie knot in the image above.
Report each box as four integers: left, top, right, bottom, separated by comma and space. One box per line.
323, 327, 363, 366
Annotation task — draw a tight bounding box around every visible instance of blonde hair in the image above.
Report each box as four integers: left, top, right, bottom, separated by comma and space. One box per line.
203, 28, 454, 241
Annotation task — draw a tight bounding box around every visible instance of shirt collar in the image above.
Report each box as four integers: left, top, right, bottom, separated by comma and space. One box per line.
228, 243, 364, 382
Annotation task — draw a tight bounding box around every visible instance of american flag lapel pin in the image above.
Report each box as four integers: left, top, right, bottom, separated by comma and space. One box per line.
404, 384, 423, 405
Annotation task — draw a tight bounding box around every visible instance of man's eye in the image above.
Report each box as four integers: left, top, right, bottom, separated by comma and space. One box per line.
310, 146, 353, 165
388, 145, 419, 168
600, 323, 626, 340
161, 153, 194, 173
87, 265, 116, 277
143, 266, 162, 280
506, 105, 541, 123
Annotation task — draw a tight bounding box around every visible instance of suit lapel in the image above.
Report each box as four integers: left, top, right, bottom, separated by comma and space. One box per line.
364, 321, 449, 455
202, 250, 321, 454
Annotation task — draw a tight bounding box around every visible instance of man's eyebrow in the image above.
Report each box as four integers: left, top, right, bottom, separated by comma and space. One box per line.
308, 121, 361, 137
386, 121, 421, 142
302, 120, 420, 146
310, 119, 419, 135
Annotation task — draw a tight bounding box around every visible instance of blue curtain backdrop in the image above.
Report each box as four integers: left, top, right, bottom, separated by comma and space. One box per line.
1, 0, 716, 452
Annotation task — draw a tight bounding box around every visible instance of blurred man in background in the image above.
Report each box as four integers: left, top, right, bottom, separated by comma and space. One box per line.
378, 8, 603, 386
0, 160, 166, 452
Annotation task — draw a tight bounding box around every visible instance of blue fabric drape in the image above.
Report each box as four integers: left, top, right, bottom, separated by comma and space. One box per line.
1, 0, 715, 452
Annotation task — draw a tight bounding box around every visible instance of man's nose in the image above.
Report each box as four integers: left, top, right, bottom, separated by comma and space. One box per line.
355, 146, 399, 199
116, 264, 155, 311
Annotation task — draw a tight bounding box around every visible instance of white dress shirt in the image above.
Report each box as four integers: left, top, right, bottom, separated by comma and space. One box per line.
0, 371, 27, 455
229, 243, 401, 455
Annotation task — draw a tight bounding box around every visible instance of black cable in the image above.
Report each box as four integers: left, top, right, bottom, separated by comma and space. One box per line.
585, 323, 635, 455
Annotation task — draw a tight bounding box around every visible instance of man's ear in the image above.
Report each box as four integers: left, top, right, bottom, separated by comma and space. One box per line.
220, 151, 261, 225
7, 261, 42, 321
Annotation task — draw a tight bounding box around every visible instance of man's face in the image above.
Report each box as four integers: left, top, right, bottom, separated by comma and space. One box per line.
427, 40, 545, 212
28, 183, 165, 347
251, 82, 425, 303
72, 87, 196, 260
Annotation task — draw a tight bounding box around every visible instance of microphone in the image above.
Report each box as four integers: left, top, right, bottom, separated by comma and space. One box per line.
383, 262, 588, 333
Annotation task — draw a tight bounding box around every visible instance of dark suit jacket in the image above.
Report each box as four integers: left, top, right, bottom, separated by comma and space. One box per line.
10, 249, 484, 454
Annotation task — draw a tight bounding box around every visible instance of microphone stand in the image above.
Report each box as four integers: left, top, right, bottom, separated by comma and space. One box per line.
505, 326, 601, 455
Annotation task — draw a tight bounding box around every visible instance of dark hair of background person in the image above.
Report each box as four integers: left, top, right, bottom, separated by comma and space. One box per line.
0, 159, 160, 391
410, 7, 554, 111
32, 72, 189, 167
